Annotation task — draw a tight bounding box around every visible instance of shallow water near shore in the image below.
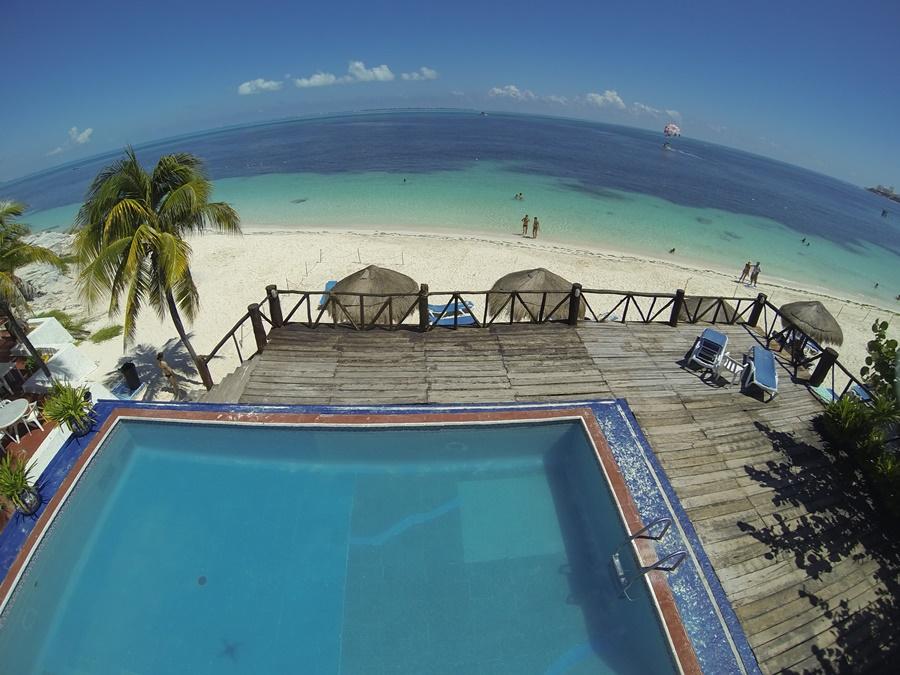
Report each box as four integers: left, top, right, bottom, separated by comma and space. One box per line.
9, 111, 900, 304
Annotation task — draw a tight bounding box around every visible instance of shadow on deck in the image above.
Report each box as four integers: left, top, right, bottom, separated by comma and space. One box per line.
216, 321, 900, 673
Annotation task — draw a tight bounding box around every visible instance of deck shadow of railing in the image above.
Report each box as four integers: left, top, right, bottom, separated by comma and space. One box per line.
736, 421, 900, 672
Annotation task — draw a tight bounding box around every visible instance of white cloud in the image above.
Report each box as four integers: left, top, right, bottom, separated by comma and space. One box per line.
68, 126, 93, 144
401, 66, 438, 81
46, 125, 94, 157
450, 90, 465, 97
544, 94, 568, 105
586, 90, 625, 109
238, 78, 283, 95
347, 60, 394, 82
488, 84, 537, 101
295, 72, 340, 88
632, 102, 661, 117
294, 61, 406, 88
631, 102, 681, 122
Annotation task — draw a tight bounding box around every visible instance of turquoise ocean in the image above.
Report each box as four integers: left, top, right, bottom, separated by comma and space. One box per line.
4, 111, 898, 305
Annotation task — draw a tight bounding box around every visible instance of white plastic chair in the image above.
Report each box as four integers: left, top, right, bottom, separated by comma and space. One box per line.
17, 401, 44, 437
716, 353, 746, 385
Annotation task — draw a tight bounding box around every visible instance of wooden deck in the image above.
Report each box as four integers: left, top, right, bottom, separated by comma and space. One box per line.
216, 321, 900, 673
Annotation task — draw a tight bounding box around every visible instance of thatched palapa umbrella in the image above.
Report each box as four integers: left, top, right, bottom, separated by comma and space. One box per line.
327, 265, 419, 326
488, 268, 581, 322
779, 300, 843, 346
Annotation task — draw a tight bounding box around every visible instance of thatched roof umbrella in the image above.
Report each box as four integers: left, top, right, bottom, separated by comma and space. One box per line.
487, 268, 581, 322
680, 297, 736, 324
779, 300, 843, 346
327, 265, 419, 326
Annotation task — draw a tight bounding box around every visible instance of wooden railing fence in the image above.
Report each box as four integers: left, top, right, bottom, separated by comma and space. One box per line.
199, 284, 872, 402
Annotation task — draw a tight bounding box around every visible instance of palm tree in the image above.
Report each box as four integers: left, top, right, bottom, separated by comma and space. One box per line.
74, 148, 240, 390
0, 200, 66, 378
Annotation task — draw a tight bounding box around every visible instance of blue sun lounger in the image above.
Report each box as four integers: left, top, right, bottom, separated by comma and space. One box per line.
428, 299, 477, 326
742, 345, 778, 401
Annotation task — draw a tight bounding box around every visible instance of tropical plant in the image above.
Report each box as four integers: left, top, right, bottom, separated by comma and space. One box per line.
73, 148, 240, 390
0, 453, 38, 512
89, 324, 123, 343
860, 320, 898, 399
822, 396, 869, 451
42, 381, 92, 433
0, 200, 66, 308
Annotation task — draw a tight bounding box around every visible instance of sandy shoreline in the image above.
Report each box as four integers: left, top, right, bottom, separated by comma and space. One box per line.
22, 226, 899, 400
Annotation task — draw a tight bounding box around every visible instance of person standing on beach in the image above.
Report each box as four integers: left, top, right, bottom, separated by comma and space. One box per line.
521, 214, 530, 236
157, 351, 180, 397
750, 262, 761, 287
738, 260, 752, 283
532, 217, 540, 239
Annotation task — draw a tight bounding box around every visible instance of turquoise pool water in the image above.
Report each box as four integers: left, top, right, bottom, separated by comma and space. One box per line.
0, 419, 677, 674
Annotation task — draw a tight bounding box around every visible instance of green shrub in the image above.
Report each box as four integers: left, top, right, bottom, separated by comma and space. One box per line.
42, 381, 92, 432
860, 320, 898, 398
89, 324, 123, 344
822, 396, 869, 452
0, 454, 37, 511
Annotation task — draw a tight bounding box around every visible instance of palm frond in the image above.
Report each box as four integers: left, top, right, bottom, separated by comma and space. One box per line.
0, 200, 27, 227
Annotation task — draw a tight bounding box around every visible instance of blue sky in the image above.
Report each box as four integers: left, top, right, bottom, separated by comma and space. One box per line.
2, 0, 898, 187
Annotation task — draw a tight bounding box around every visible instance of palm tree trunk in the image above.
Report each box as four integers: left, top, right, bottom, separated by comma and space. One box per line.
0, 301, 52, 379
165, 291, 214, 391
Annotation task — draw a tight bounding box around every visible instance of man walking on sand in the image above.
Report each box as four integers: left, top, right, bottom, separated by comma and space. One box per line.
521, 214, 530, 236
750, 262, 761, 287
532, 216, 540, 239
738, 260, 752, 283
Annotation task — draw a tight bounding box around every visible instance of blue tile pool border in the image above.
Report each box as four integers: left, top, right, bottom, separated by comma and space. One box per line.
0, 398, 760, 674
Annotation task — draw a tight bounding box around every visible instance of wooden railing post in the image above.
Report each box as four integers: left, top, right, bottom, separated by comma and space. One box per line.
669, 289, 685, 327
248, 303, 267, 353
809, 347, 838, 387
418, 283, 429, 331
747, 293, 768, 328
266, 284, 284, 328
567, 283, 582, 326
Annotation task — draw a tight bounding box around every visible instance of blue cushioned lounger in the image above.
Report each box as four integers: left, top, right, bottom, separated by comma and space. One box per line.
743, 345, 778, 401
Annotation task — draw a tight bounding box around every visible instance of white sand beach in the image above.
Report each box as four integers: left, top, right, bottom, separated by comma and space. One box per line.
20, 227, 900, 401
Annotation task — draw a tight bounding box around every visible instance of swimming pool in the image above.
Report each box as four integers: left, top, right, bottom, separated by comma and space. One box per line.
0, 402, 757, 674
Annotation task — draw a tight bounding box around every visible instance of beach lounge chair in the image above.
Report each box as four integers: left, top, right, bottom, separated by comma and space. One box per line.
810, 384, 839, 403
317, 280, 337, 310
688, 328, 728, 373
428, 299, 477, 326
849, 384, 872, 402
742, 345, 778, 401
